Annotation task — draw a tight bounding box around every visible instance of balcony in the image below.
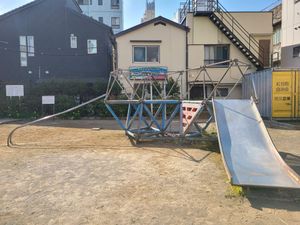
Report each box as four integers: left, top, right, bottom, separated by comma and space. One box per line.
178, 0, 265, 69
179, 0, 219, 23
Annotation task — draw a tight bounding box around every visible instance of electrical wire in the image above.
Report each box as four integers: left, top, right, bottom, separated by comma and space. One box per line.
261, 0, 281, 11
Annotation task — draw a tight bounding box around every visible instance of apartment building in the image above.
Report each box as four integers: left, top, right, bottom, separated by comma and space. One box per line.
179, 0, 273, 99
141, 0, 155, 23
77, 0, 123, 33
281, 0, 300, 68
271, 4, 282, 67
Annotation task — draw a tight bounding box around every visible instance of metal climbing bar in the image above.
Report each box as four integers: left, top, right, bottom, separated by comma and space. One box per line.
7, 94, 106, 147
105, 59, 250, 141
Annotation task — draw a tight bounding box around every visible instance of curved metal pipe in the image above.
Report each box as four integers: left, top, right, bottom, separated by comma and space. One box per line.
7, 94, 106, 147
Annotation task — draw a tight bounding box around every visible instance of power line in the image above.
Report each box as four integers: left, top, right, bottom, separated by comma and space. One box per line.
261, 0, 281, 11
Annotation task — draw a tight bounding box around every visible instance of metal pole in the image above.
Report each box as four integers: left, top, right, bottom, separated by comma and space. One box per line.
204, 61, 233, 103
180, 72, 183, 99
7, 94, 107, 146
179, 102, 183, 136
203, 70, 206, 99
188, 83, 191, 100
150, 82, 153, 113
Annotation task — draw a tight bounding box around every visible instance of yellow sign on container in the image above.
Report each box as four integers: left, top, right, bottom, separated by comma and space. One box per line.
272, 71, 295, 118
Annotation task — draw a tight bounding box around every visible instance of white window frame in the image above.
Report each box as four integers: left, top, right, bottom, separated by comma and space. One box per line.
19, 36, 27, 67
70, 34, 78, 49
87, 39, 97, 54
111, 17, 120, 29
293, 46, 300, 58
111, 0, 120, 9
273, 28, 281, 45
27, 36, 34, 56
132, 45, 160, 63
78, 0, 90, 5
204, 44, 230, 66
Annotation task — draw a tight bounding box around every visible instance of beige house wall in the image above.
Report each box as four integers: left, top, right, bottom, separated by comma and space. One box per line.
185, 12, 272, 99
230, 12, 273, 34
116, 22, 187, 96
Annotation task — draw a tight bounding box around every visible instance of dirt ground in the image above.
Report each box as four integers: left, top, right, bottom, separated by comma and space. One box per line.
0, 120, 299, 225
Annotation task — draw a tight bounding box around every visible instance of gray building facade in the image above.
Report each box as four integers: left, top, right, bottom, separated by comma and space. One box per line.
0, 0, 115, 86
77, 0, 123, 34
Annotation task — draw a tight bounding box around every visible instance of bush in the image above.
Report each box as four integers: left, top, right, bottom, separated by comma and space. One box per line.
0, 80, 123, 119
0, 78, 181, 119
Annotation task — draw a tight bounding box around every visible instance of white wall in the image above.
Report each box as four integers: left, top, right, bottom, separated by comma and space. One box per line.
282, 0, 300, 47
79, 0, 124, 33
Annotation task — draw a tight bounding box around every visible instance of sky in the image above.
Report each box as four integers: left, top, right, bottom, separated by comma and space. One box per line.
0, 0, 280, 29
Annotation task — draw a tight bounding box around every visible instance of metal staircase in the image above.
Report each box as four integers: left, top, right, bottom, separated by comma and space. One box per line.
179, 0, 265, 69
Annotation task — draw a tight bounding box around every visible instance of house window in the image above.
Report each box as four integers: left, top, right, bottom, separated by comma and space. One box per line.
98, 0, 103, 5
273, 28, 281, 45
19, 36, 27, 67
78, 0, 90, 5
111, 0, 120, 9
19, 35, 34, 66
111, 17, 120, 29
27, 36, 34, 56
70, 34, 77, 49
204, 45, 229, 66
98, 17, 103, 23
87, 39, 97, 54
133, 46, 160, 63
293, 46, 300, 58
216, 87, 229, 97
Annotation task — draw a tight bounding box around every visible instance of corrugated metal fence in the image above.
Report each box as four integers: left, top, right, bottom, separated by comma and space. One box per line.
242, 69, 272, 118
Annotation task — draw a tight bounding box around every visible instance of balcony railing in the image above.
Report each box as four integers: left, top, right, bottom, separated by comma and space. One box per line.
179, 0, 217, 23
179, 0, 265, 67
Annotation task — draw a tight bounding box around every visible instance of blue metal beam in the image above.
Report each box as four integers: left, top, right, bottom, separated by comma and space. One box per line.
163, 103, 181, 131
105, 104, 126, 130
143, 104, 162, 130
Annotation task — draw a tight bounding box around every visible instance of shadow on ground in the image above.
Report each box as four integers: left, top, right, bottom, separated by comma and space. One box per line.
4, 121, 300, 213
265, 120, 300, 130
245, 187, 300, 211
242, 151, 300, 211
5, 119, 124, 130
280, 152, 300, 175
8, 138, 220, 164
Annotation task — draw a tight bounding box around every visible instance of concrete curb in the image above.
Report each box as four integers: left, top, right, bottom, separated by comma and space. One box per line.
0, 119, 20, 125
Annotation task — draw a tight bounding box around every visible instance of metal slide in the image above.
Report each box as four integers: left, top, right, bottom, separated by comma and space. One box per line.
213, 99, 300, 188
